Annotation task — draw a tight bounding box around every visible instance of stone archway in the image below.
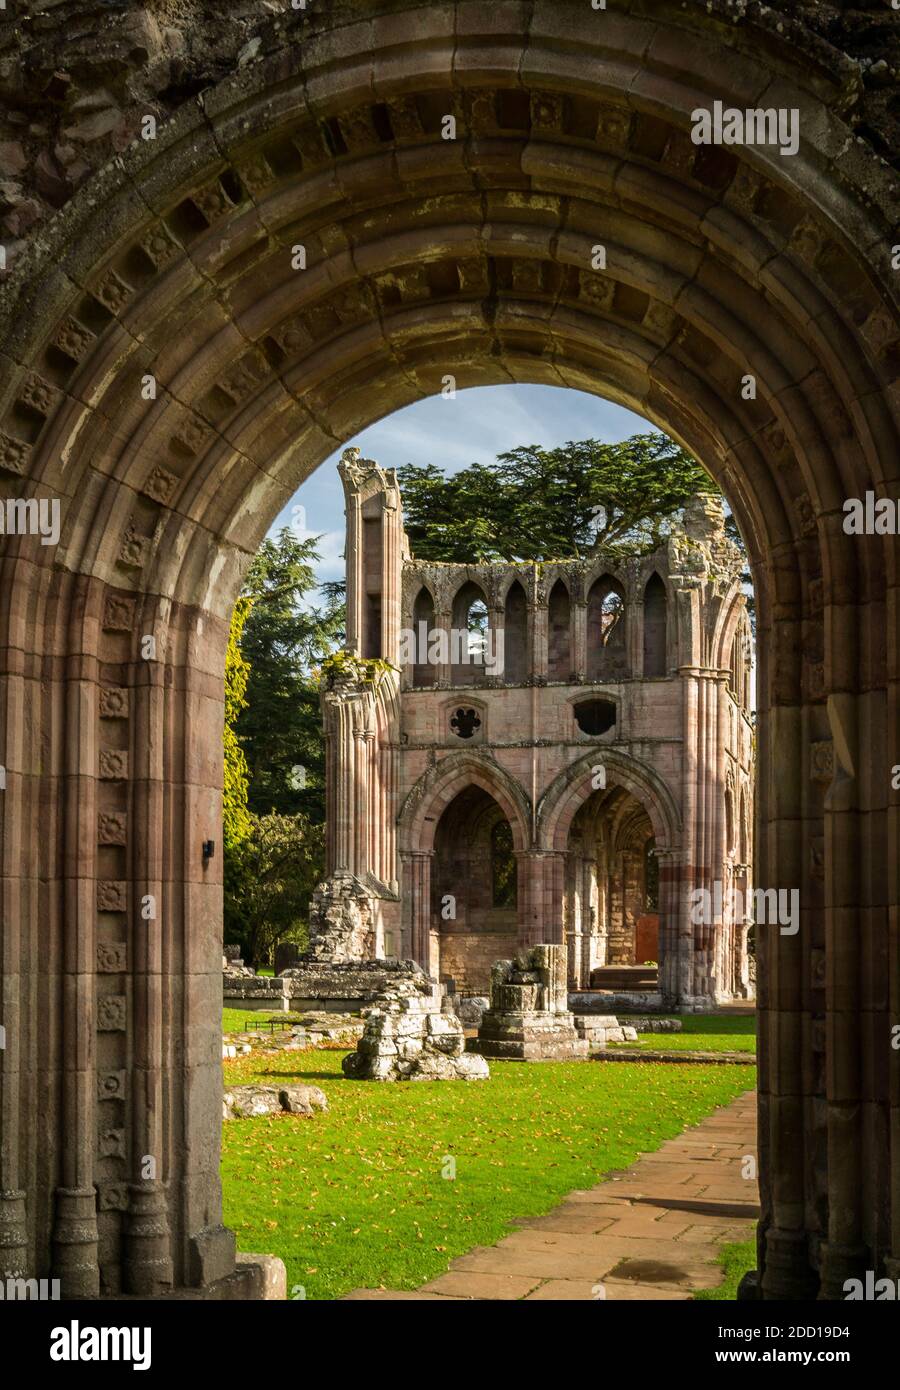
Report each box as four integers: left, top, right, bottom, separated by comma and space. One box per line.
0, 1, 896, 1302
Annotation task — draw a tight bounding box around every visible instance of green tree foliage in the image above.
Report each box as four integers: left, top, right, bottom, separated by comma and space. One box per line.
236, 529, 345, 822
224, 812, 324, 968
223, 594, 253, 853
397, 433, 718, 562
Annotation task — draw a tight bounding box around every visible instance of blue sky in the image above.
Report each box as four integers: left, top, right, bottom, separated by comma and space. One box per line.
268, 384, 653, 586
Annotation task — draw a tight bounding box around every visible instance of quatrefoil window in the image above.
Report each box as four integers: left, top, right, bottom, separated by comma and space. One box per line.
450, 707, 481, 740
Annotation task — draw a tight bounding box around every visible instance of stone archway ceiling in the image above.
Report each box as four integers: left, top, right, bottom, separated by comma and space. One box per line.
0, 1, 896, 659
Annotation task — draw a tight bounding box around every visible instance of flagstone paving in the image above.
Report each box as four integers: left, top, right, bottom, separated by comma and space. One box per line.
343, 1089, 757, 1301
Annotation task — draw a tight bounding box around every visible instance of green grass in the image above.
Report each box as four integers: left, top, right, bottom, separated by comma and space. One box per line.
221, 1046, 755, 1300
223, 1008, 309, 1033
694, 1237, 757, 1300
612, 1013, 757, 1055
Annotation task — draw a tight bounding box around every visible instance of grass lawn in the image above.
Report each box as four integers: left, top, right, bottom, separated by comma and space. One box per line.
221, 1046, 755, 1300
223, 1007, 307, 1033
694, 1237, 757, 1300
612, 1013, 757, 1055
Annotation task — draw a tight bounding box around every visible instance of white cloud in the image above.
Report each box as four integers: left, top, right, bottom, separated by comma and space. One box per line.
268, 384, 652, 582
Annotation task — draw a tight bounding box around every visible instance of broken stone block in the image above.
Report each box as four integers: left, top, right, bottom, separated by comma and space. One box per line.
342, 981, 488, 1081
223, 1084, 327, 1120
473, 945, 590, 1062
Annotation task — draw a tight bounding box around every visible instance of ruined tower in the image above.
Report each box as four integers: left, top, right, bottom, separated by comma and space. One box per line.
317, 449, 754, 1010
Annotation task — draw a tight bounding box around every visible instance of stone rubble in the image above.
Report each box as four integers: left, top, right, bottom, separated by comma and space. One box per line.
342, 977, 489, 1082
223, 1084, 328, 1121
573, 1015, 639, 1048
223, 1013, 365, 1057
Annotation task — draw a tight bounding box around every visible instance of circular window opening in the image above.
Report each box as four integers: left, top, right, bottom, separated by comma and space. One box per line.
574, 698, 616, 736
450, 707, 482, 739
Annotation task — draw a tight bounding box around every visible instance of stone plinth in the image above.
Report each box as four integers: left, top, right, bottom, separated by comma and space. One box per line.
473, 946, 590, 1062
342, 978, 489, 1082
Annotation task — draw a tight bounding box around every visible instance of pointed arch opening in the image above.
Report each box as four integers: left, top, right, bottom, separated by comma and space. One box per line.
586, 575, 627, 682
503, 580, 528, 685
547, 578, 572, 681
451, 581, 489, 686
432, 785, 519, 993
643, 572, 667, 677
411, 585, 436, 688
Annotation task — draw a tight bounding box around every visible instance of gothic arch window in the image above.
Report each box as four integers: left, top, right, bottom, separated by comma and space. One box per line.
412, 585, 435, 688
503, 580, 528, 684
547, 579, 571, 680
491, 818, 517, 909
730, 633, 741, 702
644, 836, 659, 912
451, 581, 489, 685
643, 572, 667, 677
586, 575, 626, 681
725, 784, 735, 857
739, 786, 750, 864
729, 612, 752, 710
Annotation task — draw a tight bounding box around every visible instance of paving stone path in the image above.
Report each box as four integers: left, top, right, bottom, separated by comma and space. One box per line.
344, 1089, 758, 1301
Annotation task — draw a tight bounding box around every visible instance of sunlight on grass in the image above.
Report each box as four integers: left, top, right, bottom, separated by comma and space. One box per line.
612, 1013, 757, 1055
221, 1047, 755, 1300
694, 1237, 757, 1300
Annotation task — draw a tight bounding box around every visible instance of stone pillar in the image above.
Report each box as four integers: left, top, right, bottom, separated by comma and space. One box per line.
124, 670, 172, 1295
517, 852, 544, 947
487, 605, 504, 685
402, 851, 433, 974
676, 669, 702, 1006
820, 695, 866, 1299
546, 852, 566, 947
354, 711, 371, 878
627, 598, 643, 677
327, 696, 357, 874
0, 617, 27, 1282
759, 683, 814, 1298
381, 481, 402, 668
343, 480, 363, 656
52, 655, 100, 1297
434, 608, 452, 687
530, 601, 548, 682
573, 598, 587, 682
655, 847, 680, 1000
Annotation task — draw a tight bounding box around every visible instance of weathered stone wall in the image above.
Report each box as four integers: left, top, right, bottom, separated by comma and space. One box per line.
0, 0, 896, 1308
1, 1, 897, 266
439, 929, 520, 994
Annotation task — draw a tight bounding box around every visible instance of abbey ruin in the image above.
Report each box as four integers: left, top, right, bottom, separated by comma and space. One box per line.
317, 449, 755, 1010
0, 0, 896, 1304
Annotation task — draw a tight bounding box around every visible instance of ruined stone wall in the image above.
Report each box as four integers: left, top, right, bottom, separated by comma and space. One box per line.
0, 0, 896, 264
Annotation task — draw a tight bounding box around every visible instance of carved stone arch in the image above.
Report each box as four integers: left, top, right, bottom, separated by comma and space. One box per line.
712, 585, 750, 674
642, 569, 669, 677
0, 0, 895, 1307
498, 570, 531, 606
612, 797, 654, 856
398, 751, 532, 856
538, 748, 682, 854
